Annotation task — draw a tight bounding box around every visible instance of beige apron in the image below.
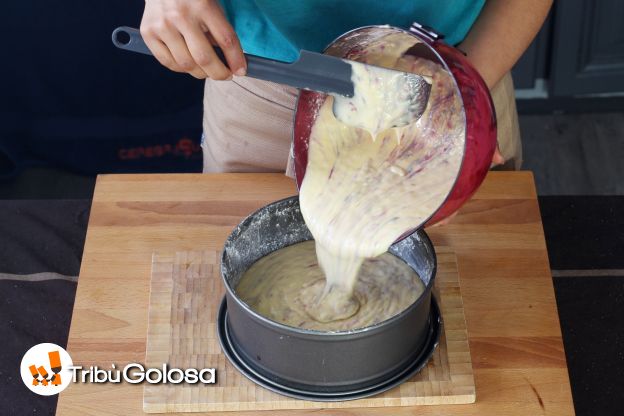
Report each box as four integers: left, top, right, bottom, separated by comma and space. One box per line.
201, 72, 522, 175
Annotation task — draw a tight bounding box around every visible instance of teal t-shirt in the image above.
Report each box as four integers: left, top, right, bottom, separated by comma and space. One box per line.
220, 0, 485, 62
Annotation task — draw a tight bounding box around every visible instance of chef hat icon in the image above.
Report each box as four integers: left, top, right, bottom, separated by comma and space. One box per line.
27, 350, 63, 387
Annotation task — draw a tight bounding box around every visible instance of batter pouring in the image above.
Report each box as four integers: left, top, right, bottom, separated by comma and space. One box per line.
298, 33, 464, 320
236, 241, 425, 331
237, 33, 464, 329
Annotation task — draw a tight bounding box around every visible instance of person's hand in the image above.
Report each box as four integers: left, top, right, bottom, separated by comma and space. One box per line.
140, 0, 246, 80
492, 147, 505, 166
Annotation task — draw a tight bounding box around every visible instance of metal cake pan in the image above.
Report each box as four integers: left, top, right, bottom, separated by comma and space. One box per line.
219, 196, 438, 395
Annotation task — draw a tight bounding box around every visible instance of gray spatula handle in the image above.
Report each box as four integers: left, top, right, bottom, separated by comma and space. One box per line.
112, 26, 354, 97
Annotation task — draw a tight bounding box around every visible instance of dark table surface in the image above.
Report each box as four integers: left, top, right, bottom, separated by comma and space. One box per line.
0, 195, 622, 416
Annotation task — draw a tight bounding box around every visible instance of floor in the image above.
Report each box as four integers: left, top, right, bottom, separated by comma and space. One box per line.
0, 112, 623, 415
521, 112, 624, 415
521, 112, 624, 195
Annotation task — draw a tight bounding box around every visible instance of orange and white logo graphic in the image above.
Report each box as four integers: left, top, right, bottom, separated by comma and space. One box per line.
20, 343, 73, 395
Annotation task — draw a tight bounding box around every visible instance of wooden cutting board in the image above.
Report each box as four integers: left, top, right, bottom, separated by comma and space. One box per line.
144, 247, 475, 413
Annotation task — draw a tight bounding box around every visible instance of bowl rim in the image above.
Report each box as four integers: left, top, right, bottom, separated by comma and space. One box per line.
220, 195, 438, 337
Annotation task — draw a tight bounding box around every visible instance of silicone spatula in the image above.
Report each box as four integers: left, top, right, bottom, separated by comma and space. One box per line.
112, 26, 431, 125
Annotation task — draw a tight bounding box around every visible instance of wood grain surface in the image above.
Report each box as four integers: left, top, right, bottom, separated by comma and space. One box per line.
56, 172, 575, 415
143, 249, 473, 412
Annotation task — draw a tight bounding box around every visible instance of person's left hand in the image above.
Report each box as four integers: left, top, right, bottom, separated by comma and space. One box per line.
492, 147, 505, 166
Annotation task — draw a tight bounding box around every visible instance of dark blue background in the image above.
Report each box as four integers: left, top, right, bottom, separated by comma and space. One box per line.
0, 0, 205, 178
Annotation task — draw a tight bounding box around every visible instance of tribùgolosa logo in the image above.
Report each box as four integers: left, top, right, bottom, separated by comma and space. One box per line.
20, 343, 73, 395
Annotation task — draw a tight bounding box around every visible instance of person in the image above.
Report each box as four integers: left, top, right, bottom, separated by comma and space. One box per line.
140, 0, 553, 174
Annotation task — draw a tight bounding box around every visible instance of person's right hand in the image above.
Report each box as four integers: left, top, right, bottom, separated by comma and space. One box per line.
140, 0, 246, 80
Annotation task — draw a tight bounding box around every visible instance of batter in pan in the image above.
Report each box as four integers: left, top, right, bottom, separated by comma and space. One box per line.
236, 240, 425, 331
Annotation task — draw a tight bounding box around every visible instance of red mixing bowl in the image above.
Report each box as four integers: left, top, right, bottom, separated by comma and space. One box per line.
293, 23, 497, 228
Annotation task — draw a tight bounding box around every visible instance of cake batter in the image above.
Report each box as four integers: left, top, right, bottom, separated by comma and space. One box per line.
299, 34, 464, 317
238, 35, 463, 330
236, 240, 425, 332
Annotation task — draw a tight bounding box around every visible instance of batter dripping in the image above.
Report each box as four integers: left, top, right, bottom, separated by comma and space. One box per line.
238, 32, 463, 329
236, 240, 425, 331
298, 32, 464, 320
